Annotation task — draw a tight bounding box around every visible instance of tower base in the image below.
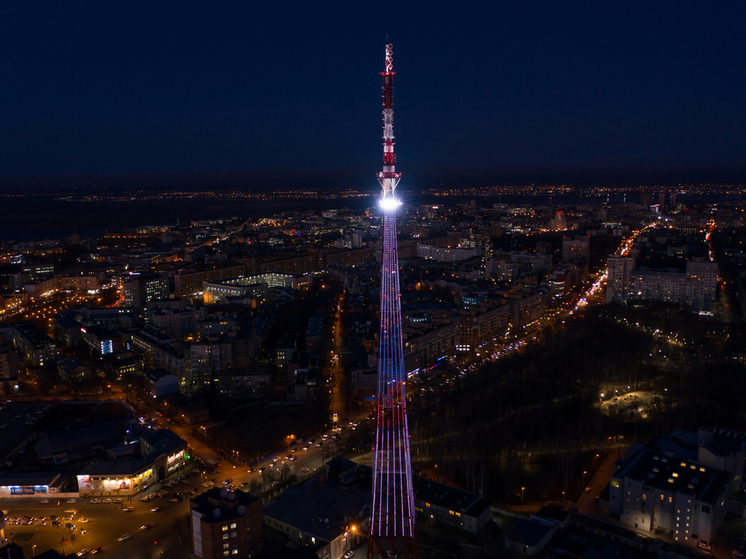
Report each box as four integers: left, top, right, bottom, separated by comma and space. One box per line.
368, 535, 419, 559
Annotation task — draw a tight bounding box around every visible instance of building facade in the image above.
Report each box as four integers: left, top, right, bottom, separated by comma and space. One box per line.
609, 447, 731, 549
191, 487, 263, 559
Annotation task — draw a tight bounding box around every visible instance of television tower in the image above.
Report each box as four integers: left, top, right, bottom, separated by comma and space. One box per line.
368, 42, 419, 559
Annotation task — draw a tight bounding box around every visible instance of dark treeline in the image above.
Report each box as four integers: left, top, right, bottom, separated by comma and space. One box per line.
408, 304, 746, 502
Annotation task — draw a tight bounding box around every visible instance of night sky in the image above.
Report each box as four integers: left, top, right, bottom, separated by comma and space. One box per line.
2, 1, 745, 190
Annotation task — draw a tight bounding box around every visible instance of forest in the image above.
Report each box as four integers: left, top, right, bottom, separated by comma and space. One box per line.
407, 302, 746, 503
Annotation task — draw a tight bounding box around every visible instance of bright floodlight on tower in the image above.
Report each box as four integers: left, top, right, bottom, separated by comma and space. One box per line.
379, 196, 401, 211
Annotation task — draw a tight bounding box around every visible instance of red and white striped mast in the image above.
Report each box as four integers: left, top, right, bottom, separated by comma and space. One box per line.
378, 42, 401, 207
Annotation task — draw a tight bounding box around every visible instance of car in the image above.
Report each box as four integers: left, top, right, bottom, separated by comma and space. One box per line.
78, 528, 87, 535
344, 552, 355, 559
78, 517, 89, 523
65, 522, 74, 528
90, 498, 101, 504
77, 550, 90, 557
67, 498, 77, 503
222, 478, 233, 485
117, 534, 130, 541
91, 546, 105, 554
316, 442, 323, 448
140, 522, 154, 530
103, 498, 112, 504
40, 499, 50, 504
151, 506, 161, 512
122, 507, 135, 512
301, 468, 310, 473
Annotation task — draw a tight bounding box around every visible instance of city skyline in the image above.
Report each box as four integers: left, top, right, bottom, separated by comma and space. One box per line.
1, 2, 745, 190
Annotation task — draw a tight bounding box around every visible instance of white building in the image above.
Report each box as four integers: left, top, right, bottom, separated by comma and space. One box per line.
609, 446, 731, 550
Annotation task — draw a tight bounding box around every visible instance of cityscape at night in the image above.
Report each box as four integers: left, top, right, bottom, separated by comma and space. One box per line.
1, 3, 746, 559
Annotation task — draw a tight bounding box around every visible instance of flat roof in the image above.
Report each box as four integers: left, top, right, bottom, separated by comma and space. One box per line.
262, 477, 369, 543
191, 487, 259, 524
79, 458, 152, 477
615, 448, 730, 504
0, 472, 62, 487
413, 477, 491, 518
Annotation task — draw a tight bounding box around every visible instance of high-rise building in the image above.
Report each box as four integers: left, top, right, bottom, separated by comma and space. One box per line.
190, 487, 263, 559
641, 190, 654, 207
123, 272, 168, 313
606, 255, 636, 303
561, 236, 590, 263
549, 211, 567, 231
607, 256, 718, 313
368, 42, 419, 559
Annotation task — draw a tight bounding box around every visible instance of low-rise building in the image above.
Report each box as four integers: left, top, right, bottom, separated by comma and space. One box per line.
413, 478, 491, 534
262, 477, 369, 559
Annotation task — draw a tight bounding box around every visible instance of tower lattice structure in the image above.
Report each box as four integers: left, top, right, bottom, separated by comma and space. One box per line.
368, 41, 419, 559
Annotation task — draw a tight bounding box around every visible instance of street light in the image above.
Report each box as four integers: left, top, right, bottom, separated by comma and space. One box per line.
582, 470, 587, 489
521, 486, 525, 505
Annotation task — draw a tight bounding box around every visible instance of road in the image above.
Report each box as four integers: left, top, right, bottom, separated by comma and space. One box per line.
4, 495, 189, 558
4, 414, 356, 559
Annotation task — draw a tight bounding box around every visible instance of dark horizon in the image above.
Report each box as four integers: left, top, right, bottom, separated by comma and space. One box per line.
2, 165, 745, 195
2, 2, 745, 189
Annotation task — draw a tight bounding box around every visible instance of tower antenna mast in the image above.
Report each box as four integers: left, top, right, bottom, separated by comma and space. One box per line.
368, 41, 419, 559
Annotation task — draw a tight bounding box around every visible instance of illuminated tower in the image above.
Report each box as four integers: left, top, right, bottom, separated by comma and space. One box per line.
368, 42, 419, 559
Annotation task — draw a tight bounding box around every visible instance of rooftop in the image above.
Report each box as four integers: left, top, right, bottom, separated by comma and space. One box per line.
614, 447, 731, 504
262, 477, 370, 543
191, 487, 259, 524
